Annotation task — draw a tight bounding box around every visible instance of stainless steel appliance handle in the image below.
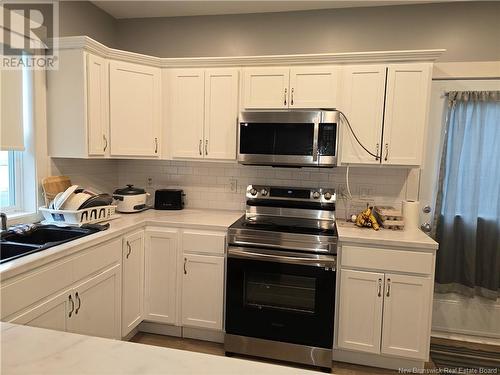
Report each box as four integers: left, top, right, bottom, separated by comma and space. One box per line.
312, 119, 319, 162
228, 247, 336, 269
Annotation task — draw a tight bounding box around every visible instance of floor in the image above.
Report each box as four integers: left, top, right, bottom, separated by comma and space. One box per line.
130, 332, 436, 374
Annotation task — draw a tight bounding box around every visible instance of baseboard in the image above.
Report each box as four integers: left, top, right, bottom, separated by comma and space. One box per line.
332, 348, 424, 371
137, 321, 224, 344
183, 326, 224, 343
138, 321, 182, 337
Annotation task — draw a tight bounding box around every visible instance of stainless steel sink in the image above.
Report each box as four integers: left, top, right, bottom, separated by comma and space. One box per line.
0, 224, 108, 264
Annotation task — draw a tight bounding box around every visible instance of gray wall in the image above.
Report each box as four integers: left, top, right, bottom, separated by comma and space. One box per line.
59, 1, 117, 47
114, 2, 500, 62
59, 1, 500, 62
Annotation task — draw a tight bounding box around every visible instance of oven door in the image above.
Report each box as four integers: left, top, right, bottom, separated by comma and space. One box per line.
225, 247, 336, 349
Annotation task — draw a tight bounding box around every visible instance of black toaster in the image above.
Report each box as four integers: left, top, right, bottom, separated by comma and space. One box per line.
154, 189, 184, 210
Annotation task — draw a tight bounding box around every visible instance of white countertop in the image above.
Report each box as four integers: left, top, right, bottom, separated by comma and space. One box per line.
1, 208, 438, 280
0, 209, 243, 280
336, 220, 438, 250
0, 322, 319, 375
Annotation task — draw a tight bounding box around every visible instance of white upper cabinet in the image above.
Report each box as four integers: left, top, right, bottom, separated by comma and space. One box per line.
382, 64, 431, 166
86, 54, 109, 156
204, 69, 239, 159
242, 66, 338, 109
289, 66, 339, 109
340, 63, 431, 166
338, 269, 384, 354
339, 65, 386, 164
381, 273, 432, 360
48, 50, 109, 158
170, 69, 205, 158
109, 60, 161, 157
169, 68, 239, 160
243, 67, 289, 109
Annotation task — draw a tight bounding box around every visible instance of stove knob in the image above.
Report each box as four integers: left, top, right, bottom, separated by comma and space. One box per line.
324, 192, 332, 200
250, 188, 258, 196
312, 191, 320, 199
261, 188, 268, 196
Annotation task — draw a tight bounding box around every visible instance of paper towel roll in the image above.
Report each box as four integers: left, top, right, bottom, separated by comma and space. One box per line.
402, 200, 420, 232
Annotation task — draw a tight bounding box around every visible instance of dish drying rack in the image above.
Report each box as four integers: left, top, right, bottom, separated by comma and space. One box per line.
39, 205, 118, 226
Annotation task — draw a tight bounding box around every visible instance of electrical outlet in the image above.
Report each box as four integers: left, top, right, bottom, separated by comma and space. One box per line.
359, 185, 374, 200
229, 178, 238, 193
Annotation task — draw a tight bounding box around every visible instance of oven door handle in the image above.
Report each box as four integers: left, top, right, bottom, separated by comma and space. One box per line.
228, 247, 336, 270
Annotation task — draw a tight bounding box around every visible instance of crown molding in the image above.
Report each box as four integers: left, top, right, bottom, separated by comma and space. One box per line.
56, 36, 445, 68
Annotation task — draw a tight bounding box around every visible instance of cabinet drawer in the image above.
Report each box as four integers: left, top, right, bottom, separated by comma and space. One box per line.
73, 237, 122, 282
341, 245, 433, 275
182, 230, 226, 255
1, 259, 73, 319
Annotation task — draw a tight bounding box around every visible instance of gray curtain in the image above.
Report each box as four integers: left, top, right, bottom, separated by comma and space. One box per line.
434, 90, 500, 300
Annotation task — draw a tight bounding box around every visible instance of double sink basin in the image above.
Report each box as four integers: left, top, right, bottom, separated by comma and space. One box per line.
1, 225, 105, 264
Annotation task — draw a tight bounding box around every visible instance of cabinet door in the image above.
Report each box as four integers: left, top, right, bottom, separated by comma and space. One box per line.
9, 290, 71, 332
382, 63, 431, 166
338, 269, 384, 354
204, 68, 239, 160
109, 61, 161, 157
289, 66, 339, 109
86, 53, 109, 156
381, 273, 432, 360
339, 65, 386, 164
122, 230, 144, 337
169, 69, 205, 158
71, 264, 121, 339
243, 67, 289, 109
182, 254, 224, 330
144, 229, 178, 324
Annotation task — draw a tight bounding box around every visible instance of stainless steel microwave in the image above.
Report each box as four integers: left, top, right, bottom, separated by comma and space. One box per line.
237, 110, 339, 168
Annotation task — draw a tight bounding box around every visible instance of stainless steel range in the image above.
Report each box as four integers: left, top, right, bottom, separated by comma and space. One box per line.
225, 184, 337, 371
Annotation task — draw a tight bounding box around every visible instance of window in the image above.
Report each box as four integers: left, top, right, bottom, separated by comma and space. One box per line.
0, 150, 23, 212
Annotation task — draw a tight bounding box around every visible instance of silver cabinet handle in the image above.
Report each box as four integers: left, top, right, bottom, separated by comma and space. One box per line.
290, 88, 294, 106
384, 143, 389, 161
375, 143, 380, 161
183, 257, 187, 275
154, 137, 158, 154
75, 292, 81, 314
103, 135, 108, 152
68, 295, 74, 317
377, 278, 382, 297
198, 140, 202, 155
205, 139, 208, 156
126, 241, 131, 259
284, 88, 287, 106
386, 278, 391, 297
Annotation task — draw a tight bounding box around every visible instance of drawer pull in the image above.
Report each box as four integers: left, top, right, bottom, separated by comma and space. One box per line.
75, 292, 81, 314
184, 257, 187, 275
126, 241, 132, 259
386, 278, 391, 297
377, 278, 382, 297
68, 295, 74, 318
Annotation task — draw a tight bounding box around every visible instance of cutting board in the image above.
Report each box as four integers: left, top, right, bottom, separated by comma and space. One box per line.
41, 176, 72, 206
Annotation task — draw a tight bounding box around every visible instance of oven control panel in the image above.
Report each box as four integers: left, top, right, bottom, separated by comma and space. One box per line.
246, 185, 336, 204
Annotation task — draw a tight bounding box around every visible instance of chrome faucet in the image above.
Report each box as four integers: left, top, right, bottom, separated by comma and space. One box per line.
0, 213, 7, 231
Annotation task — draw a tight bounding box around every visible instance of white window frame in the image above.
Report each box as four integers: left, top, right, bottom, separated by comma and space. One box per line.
1, 150, 24, 214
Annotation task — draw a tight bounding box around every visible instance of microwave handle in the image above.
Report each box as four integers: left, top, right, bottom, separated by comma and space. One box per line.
312, 119, 319, 162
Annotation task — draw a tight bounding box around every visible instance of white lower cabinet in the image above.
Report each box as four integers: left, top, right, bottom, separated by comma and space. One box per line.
70, 264, 121, 339
338, 269, 384, 354
381, 273, 432, 359
122, 230, 145, 337
144, 228, 178, 324
338, 263, 433, 361
9, 289, 71, 332
181, 253, 224, 330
